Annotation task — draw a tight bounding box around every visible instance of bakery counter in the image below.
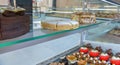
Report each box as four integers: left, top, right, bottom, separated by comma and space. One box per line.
0, 15, 30, 40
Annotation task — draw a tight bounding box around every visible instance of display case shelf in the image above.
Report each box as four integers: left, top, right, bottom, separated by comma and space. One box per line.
96, 17, 114, 21
0, 21, 102, 54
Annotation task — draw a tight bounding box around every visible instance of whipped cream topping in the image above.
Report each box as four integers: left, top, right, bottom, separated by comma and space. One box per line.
100, 53, 109, 56
83, 55, 86, 57
93, 60, 96, 63
87, 54, 90, 57
76, 52, 80, 55
78, 56, 81, 58
57, 21, 72, 25
73, 53, 76, 56
94, 57, 98, 60
67, 55, 70, 57
91, 50, 98, 52
60, 56, 65, 59
47, 21, 58, 24
42, 20, 58, 24
70, 21, 79, 25
99, 61, 101, 63
103, 61, 106, 63
112, 56, 120, 60
90, 57, 93, 60
69, 60, 77, 63
80, 47, 87, 49
80, 52, 84, 54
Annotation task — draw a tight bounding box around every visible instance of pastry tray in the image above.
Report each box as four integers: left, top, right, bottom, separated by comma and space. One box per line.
36, 46, 80, 65
37, 41, 120, 65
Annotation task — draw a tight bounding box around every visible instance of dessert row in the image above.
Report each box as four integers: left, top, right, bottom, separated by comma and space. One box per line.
49, 43, 120, 65
71, 12, 96, 24
47, 12, 120, 19
41, 12, 96, 31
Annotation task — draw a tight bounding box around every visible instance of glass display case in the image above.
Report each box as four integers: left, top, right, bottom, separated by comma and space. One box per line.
36, 20, 120, 65
0, 18, 119, 65
0, 0, 120, 65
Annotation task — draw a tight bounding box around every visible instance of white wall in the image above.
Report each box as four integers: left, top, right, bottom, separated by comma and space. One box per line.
0, 0, 9, 5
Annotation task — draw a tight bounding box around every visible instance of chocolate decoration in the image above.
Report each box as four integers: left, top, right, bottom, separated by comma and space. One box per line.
2, 10, 16, 17
105, 49, 114, 57
116, 52, 120, 58
15, 11, 25, 16
95, 46, 103, 52
85, 43, 93, 50
2, 10, 25, 17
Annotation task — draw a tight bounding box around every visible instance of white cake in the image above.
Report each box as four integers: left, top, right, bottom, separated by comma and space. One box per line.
41, 20, 79, 30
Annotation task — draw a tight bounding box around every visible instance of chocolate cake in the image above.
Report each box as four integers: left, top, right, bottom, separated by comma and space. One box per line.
0, 6, 30, 40
2, 6, 25, 17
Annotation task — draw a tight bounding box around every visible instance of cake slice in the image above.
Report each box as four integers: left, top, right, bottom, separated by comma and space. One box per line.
2, 6, 25, 17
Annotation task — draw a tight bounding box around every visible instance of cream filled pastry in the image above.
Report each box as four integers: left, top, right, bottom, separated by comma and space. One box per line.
41, 20, 79, 30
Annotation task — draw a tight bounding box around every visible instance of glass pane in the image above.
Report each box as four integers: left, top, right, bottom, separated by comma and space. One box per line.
86, 20, 120, 44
